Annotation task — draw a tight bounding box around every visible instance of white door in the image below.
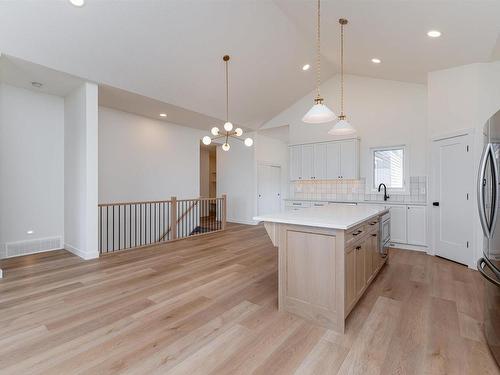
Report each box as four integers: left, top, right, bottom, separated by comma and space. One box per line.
289, 146, 301, 181
386, 205, 407, 243
313, 143, 327, 179
432, 134, 473, 265
340, 140, 358, 179
326, 142, 341, 179
301, 145, 314, 180
407, 205, 427, 246
258, 164, 281, 216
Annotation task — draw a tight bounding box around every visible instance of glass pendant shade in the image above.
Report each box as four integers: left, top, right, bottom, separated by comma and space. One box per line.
328, 118, 356, 135
202, 136, 212, 145
302, 102, 336, 124
222, 143, 230, 151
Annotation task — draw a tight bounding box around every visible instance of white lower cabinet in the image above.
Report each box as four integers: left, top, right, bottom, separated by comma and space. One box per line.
386, 205, 407, 243
385, 204, 426, 247
407, 205, 427, 246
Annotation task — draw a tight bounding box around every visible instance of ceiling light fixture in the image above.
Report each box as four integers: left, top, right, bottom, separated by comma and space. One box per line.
329, 19, 356, 136
302, 0, 336, 124
302, 64, 310, 71
69, 0, 85, 7
371, 58, 381, 64
427, 30, 441, 38
159, 113, 167, 117
201, 55, 253, 151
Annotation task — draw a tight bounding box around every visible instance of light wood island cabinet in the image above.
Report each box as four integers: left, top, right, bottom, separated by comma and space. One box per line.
254, 204, 389, 333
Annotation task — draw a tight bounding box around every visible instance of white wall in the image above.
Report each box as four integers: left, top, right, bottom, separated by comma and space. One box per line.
262, 74, 428, 178
217, 132, 288, 224
428, 61, 500, 267
255, 133, 289, 206
0, 83, 64, 256
98, 107, 206, 202
64, 82, 99, 260
217, 138, 256, 225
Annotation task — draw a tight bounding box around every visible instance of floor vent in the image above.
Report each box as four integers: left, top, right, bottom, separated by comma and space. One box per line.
4, 237, 62, 258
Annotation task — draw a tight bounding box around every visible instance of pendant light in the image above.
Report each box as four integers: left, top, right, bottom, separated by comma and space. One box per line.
202, 55, 253, 150
302, 0, 336, 124
329, 19, 356, 136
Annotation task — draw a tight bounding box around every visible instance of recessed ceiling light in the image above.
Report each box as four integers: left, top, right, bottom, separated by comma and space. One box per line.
427, 30, 441, 38
159, 113, 167, 117
69, 0, 85, 6
31, 82, 43, 88
371, 58, 381, 64
302, 64, 310, 71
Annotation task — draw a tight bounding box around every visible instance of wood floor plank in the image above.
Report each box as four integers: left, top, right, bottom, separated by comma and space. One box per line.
0, 223, 498, 374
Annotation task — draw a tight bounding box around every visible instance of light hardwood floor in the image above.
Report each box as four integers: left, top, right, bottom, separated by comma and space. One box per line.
0, 223, 498, 374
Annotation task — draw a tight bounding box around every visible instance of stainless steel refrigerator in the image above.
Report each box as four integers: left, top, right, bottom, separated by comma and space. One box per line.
477, 108, 500, 366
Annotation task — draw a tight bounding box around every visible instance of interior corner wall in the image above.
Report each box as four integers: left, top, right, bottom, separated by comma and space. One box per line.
98, 107, 205, 203
0, 83, 64, 258
217, 137, 256, 225
64, 82, 99, 260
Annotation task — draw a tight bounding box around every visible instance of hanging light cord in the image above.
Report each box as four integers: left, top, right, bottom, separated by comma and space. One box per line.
225, 57, 229, 123
340, 20, 344, 117
316, 0, 321, 100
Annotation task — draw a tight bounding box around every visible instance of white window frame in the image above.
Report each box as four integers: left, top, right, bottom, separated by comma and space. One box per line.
368, 145, 409, 194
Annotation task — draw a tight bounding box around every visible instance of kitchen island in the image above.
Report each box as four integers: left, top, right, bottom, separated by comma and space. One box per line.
253, 204, 389, 333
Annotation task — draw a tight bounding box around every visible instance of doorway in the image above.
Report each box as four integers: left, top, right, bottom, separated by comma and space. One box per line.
431, 133, 473, 265
257, 164, 281, 216
200, 143, 217, 217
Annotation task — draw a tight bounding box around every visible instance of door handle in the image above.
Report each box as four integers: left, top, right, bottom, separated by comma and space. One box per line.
432, 202, 439, 206
477, 257, 500, 286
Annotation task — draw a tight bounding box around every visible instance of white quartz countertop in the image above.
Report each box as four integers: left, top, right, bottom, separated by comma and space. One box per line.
253, 204, 389, 230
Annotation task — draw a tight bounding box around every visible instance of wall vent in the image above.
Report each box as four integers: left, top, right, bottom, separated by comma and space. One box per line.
4, 237, 63, 258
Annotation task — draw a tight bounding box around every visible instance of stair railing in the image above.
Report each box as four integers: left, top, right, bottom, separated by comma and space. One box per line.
98, 195, 226, 254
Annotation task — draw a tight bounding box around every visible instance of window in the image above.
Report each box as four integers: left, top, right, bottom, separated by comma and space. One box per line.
371, 146, 407, 191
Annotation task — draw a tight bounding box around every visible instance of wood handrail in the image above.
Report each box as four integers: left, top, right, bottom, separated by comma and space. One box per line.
98, 199, 171, 207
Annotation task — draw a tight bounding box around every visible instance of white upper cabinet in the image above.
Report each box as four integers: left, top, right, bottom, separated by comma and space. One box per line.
289, 145, 302, 181
407, 205, 426, 246
289, 139, 359, 181
313, 143, 327, 180
301, 144, 314, 180
326, 142, 341, 179
340, 140, 359, 179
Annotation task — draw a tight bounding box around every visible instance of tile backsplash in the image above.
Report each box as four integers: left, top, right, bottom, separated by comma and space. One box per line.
290, 176, 427, 204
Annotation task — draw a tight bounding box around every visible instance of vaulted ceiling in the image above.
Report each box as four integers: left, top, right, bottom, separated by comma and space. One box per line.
0, 0, 499, 130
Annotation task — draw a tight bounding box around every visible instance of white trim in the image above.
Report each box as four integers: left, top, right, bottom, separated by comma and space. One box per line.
367, 144, 410, 194
227, 219, 258, 226
65, 243, 99, 260
389, 242, 428, 252
288, 137, 360, 147
431, 128, 475, 141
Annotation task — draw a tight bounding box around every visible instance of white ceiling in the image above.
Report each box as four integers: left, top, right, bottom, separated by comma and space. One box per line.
0, 0, 499, 130
0, 54, 84, 97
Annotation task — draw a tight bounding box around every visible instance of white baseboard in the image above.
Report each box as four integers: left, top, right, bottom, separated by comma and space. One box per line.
389, 242, 428, 252
227, 219, 259, 226
65, 243, 99, 260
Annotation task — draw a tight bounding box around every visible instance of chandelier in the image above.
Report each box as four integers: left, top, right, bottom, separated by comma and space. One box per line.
202, 55, 253, 151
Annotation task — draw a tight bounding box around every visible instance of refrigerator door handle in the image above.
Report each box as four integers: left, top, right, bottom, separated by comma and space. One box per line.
477, 257, 500, 286
490, 144, 500, 237
478, 144, 496, 238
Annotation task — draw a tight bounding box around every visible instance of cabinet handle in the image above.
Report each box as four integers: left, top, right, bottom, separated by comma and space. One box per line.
372, 233, 377, 237
352, 230, 362, 236
370, 222, 377, 226
356, 246, 361, 250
